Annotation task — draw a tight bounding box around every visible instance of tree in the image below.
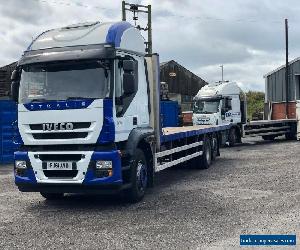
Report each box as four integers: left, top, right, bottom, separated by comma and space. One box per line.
245, 91, 265, 120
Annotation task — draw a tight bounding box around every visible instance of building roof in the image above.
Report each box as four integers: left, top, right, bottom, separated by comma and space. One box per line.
160, 60, 208, 96
160, 60, 208, 84
264, 57, 300, 78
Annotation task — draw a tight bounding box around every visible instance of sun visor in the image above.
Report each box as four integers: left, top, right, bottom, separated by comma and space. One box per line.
193, 95, 223, 101
19, 44, 115, 65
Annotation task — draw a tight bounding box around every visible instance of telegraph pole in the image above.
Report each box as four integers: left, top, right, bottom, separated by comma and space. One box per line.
220, 65, 224, 82
285, 18, 289, 118
121, 1, 152, 54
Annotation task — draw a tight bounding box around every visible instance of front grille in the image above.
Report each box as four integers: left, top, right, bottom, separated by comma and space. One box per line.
29, 122, 91, 130
38, 154, 83, 161
43, 170, 78, 178
32, 132, 88, 140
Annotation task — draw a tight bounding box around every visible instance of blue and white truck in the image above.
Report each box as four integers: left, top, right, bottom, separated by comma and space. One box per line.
11, 21, 231, 202
193, 81, 297, 146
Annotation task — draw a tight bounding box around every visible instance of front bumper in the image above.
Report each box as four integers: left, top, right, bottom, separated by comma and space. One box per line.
14, 150, 125, 193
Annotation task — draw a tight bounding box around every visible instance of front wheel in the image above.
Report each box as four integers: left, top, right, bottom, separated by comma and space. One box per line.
125, 149, 148, 203
40, 192, 64, 200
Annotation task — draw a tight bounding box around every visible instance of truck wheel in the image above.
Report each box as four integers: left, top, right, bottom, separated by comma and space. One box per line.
40, 192, 64, 200
285, 132, 296, 140
199, 137, 212, 169
262, 135, 275, 141
211, 134, 218, 161
125, 149, 148, 203
228, 128, 237, 147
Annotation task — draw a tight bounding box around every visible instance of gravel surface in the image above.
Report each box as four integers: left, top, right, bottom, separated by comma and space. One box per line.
0, 138, 299, 249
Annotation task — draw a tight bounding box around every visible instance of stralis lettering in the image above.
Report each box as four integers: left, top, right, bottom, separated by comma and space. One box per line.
42, 122, 74, 131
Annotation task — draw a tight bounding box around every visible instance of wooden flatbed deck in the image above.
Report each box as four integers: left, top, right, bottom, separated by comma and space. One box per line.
161, 124, 231, 143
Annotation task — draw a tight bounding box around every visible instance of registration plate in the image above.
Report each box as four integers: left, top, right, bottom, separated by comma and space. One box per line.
45, 162, 74, 170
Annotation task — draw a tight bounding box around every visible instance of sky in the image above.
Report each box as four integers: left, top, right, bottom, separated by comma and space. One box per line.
1, 0, 300, 91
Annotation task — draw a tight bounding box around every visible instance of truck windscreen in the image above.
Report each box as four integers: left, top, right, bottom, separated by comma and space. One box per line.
19, 60, 111, 104
193, 100, 220, 114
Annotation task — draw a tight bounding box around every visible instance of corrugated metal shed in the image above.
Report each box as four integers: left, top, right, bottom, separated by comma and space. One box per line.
264, 57, 300, 102
160, 60, 208, 97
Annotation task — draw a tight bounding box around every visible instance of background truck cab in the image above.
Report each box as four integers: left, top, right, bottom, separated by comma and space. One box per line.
193, 81, 247, 145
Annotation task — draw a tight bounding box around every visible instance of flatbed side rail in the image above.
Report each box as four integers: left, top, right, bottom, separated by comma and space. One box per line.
155, 141, 203, 172
242, 119, 296, 138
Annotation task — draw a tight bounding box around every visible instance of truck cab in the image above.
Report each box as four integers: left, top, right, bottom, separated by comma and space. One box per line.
193, 81, 246, 145
11, 21, 154, 201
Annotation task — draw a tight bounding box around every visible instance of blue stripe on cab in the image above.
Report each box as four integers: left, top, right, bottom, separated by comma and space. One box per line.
97, 99, 115, 144
106, 21, 133, 47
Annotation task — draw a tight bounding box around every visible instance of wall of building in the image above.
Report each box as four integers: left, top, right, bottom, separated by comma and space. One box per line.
265, 59, 300, 102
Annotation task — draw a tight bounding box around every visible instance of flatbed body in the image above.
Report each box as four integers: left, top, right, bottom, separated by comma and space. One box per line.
154, 124, 231, 172
242, 118, 297, 138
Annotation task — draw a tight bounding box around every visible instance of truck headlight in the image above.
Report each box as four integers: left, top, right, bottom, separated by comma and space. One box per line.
96, 160, 112, 170
15, 160, 27, 169
15, 160, 27, 177
95, 160, 113, 178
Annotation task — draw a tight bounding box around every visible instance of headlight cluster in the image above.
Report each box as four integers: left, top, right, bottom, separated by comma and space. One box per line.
95, 160, 113, 178
96, 160, 112, 169
15, 160, 27, 176
15, 161, 27, 169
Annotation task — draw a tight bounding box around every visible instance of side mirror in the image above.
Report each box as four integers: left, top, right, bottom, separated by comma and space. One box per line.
221, 108, 227, 116
123, 60, 135, 72
11, 70, 19, 81
11, 81, 19, 102
123, 73, 136, 95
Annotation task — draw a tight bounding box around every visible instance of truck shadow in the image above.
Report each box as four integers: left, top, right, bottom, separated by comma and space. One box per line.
227, 137, 294, 149
25, 164, 211, 212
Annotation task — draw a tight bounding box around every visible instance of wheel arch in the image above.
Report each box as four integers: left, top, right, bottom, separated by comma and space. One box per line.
125, 127, 155, 187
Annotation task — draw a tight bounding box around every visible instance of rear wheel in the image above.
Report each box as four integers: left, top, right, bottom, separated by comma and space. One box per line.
125, 149, 148, 203
211, 134, 218, 161
198, 137, 212, 169
262, 135, 275, 141
40, 192, 64, 200
228, 128, 237, 147
285, 132, 296, 140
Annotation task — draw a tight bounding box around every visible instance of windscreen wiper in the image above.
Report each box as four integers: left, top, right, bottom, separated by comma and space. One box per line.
29, 98, 47, 102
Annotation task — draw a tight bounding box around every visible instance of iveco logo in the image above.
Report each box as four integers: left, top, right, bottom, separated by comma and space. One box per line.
42, 122, 74, 131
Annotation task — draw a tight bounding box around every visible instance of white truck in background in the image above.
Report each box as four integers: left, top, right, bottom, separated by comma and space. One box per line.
193, 81, 297, 145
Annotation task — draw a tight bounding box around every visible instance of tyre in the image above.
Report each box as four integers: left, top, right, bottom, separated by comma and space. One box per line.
40, 192, 64, 200
211, 134, 218, 161
262, 135, 275, 141
285, 132, 296, 140
198, 137, 212, 169
228, 128, 237, 147
125, 149, 148, 203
